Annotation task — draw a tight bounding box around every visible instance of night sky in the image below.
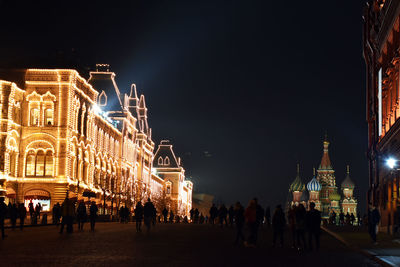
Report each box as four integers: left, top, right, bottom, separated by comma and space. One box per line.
0, 1, 368, 212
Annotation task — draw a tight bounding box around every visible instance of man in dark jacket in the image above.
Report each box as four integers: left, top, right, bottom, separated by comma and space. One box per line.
368, 205, 381, 244
18, 203, 27, 230
209, 204, 218, 225
0, 197, 7, 239
143, 198, 155, 233
272, 205, 285, 247
162, 208, 168, 223
134, 201, 144, 232
306, 202, 321, 251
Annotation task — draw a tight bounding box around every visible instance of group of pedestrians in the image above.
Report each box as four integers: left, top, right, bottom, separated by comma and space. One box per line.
285, 203, 321, 250
329, 210, 360, 226
134, 198, 156, 233
58, 198, 99, 234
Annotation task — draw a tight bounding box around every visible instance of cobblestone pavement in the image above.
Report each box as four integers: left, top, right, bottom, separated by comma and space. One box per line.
0, 223, 381, 267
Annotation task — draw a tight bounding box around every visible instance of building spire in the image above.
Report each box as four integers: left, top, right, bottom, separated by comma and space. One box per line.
319, 133, 332, 170
313, 167, 316, 176
297, 163, 300, 175
347, 165, 350, 174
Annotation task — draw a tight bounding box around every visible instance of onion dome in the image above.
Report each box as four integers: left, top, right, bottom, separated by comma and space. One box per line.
329, 191, 341, 201
341, 165, 355, 189
289, 164, 305, 192
307, 168, 322, 192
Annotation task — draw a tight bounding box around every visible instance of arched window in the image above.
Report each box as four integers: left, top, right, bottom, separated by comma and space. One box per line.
158, 157, 163, 165
45, 108, 53, 126
99, 91, 107, 106
35, 151, 45, 176
30, 108, 40, 126
164, 156, 170, 165
45, 151, 54, 176
26, 151, 35, 176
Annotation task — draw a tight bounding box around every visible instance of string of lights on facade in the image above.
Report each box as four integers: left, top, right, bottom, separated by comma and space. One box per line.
0, 64, 193, 217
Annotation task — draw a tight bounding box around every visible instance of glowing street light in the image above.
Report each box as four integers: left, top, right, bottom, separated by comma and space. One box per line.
387, 158, 397, 169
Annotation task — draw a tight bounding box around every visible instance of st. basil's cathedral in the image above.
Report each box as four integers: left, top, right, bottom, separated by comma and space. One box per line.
287, 137, 358, 219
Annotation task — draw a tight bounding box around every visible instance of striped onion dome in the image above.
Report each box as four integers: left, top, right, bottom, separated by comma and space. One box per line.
289, 164, 305, 192
307, 176, 322, 192
341, 165, 355, 189
329, 191, 341, 201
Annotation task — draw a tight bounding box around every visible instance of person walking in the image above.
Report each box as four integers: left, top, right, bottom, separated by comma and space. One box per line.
209, 204, 218, 225
295, 204, 307, 250
368, 205, 381, 244
60, 197, 75, 234
28, 201, 34, 221
55, 202, 61, 226
233, 202, 245, 245
194, 208, 200, 224
272, 204, 285, 248
10, 203, 18, 230
255, 198, 264, 242
162, 208, 168, 223
244, 199, 257, 247
169, 210, 174, 223
144, 198, 155, 233
306, 202, 321, 251
76, 201, 86, 231
218, 204, 228, 228
134, 201, 144, 232
89, 202, 98, 232
339, 211, 345, 226
0, 197, 7, 239
35, 203, 42, 219
18, 203, 26, 230
52, 203, 58, 225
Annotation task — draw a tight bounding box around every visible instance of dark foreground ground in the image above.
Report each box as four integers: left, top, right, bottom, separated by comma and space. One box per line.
0, 223, 380, 267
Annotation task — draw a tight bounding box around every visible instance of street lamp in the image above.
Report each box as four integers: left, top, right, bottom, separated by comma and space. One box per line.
387, 158, 397, 169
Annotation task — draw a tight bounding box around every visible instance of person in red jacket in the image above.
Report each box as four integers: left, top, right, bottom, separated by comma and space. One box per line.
244, 199, 257, 247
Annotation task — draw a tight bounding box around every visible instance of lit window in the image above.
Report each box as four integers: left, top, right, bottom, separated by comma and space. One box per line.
45, 108, 53, 126
26, 152, 35, 176
45, 151, 53, 176
165, 157, 170, 165
99, 91, 107, 106
36, 151, 45, 176
167, 186, 171, 194
30, 108, 40, 126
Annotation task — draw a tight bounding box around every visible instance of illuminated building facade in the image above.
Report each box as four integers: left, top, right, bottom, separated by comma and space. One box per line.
0, 66, 192, 216
363, 0, 400, 232
288, 138, 357, 218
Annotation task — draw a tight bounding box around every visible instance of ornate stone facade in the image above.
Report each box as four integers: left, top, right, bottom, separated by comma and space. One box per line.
0, 66, 192, 217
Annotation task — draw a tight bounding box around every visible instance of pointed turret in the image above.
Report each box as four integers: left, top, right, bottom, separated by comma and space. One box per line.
341, 165, 355, 189
319, 133, 333, 170
137, 94, 149, 135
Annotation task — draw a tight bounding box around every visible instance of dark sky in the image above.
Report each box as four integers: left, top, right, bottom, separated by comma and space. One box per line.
0, 0, 368, 211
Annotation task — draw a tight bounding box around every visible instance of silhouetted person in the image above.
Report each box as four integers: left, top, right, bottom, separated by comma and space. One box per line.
288, 206, 296, 248
134, 201, 144, 232
152, 204, 157, 226
162, 208, 168, 223
35, 203, 42, 219
330, 211, 336, 225
77, 201, 86, 231
265, 206, 271, 227
228, 205, 235, 227
0, 197, 7, 239
244, 199, 257, 247
28, 201, 34, 220
272, 205, 285, 247
209, 204, 218, 225
10, 203, 18, 230
295, 204, 307, 250
234, 202, 245, 245
357, 212, 362, 226
119, 206, 125, 223
368, 205, 380, 244
18, 203, 26, 230
199, 214, 205, 224
52, 203, 59, 225
345, 212, 350, 225
60, 197, 74, 234
339, 211, 345, 226
169, 210, 174, 223
194, 208, 200, 224
89, 202, 98, 231
218, 204, 228, 227
306, 202, 321, 251
144, 198, 155, 233
190, 208, 194, 222
350, 213, 355, 225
